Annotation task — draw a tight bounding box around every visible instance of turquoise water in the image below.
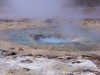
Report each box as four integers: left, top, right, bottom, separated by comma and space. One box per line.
0, 25, 100, 46
9, 34, 33, 46
38, 37, 72, 43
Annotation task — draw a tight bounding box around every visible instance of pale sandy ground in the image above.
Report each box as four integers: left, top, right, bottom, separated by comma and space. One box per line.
0, 18, 100, 32
0, 19, 45, 30
80, 18, 100, 32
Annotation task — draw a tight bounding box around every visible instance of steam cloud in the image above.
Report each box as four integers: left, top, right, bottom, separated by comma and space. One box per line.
7, 0, 63, 18
0, 0, 100, 43
0, 0, 100, 19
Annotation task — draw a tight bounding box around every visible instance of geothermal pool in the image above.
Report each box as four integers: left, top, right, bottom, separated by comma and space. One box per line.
0, 0, 100, 46
33, 33, 81, 43
0, 22, 99, 45
0, 22, 98, 51
37, 37, 68, 43
0, 18, 100, 51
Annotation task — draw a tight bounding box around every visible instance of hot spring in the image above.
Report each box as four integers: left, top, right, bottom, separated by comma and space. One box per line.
33, 33, 81, 43
0, 18, 99, 51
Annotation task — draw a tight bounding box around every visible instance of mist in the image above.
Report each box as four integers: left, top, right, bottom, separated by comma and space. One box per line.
6, 0, 63, 18
0, 0, 100, 43
0, 0, 100, 19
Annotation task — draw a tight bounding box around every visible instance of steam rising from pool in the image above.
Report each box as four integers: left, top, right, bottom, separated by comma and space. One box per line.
36, 37, 80, 43
0, 0, 100, 19
6, 0, 63, 18
0, 0, 100, 45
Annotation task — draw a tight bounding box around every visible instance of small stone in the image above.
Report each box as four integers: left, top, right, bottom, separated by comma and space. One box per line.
23, 68, 31, 71
21, 59, 33, 63
67, 73, 73, 75
67, 57, 73, 60
34, 54, 45, 58
26, 54, 33, 56
72, 61, 81, 64
9, 52, 16, 55
18, 48, 24, 51
9, 47, 15, 50
47, 55, 58, 59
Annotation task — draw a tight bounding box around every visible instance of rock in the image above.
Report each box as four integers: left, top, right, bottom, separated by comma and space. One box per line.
21, 59, 33, 63
23, 68, 31, 71
67, 73, 73, 75
18, 48, 24, 51
67, 56, 73, 60
0, 50, 17, 56
46, 55, 58, 59
34, 54, 45, 58
8, 52, 17, 56
9, 47, 15, 50
72, 61, 81, 64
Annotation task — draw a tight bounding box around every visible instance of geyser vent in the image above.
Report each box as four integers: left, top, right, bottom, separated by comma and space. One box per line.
33, 33, 80, 43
